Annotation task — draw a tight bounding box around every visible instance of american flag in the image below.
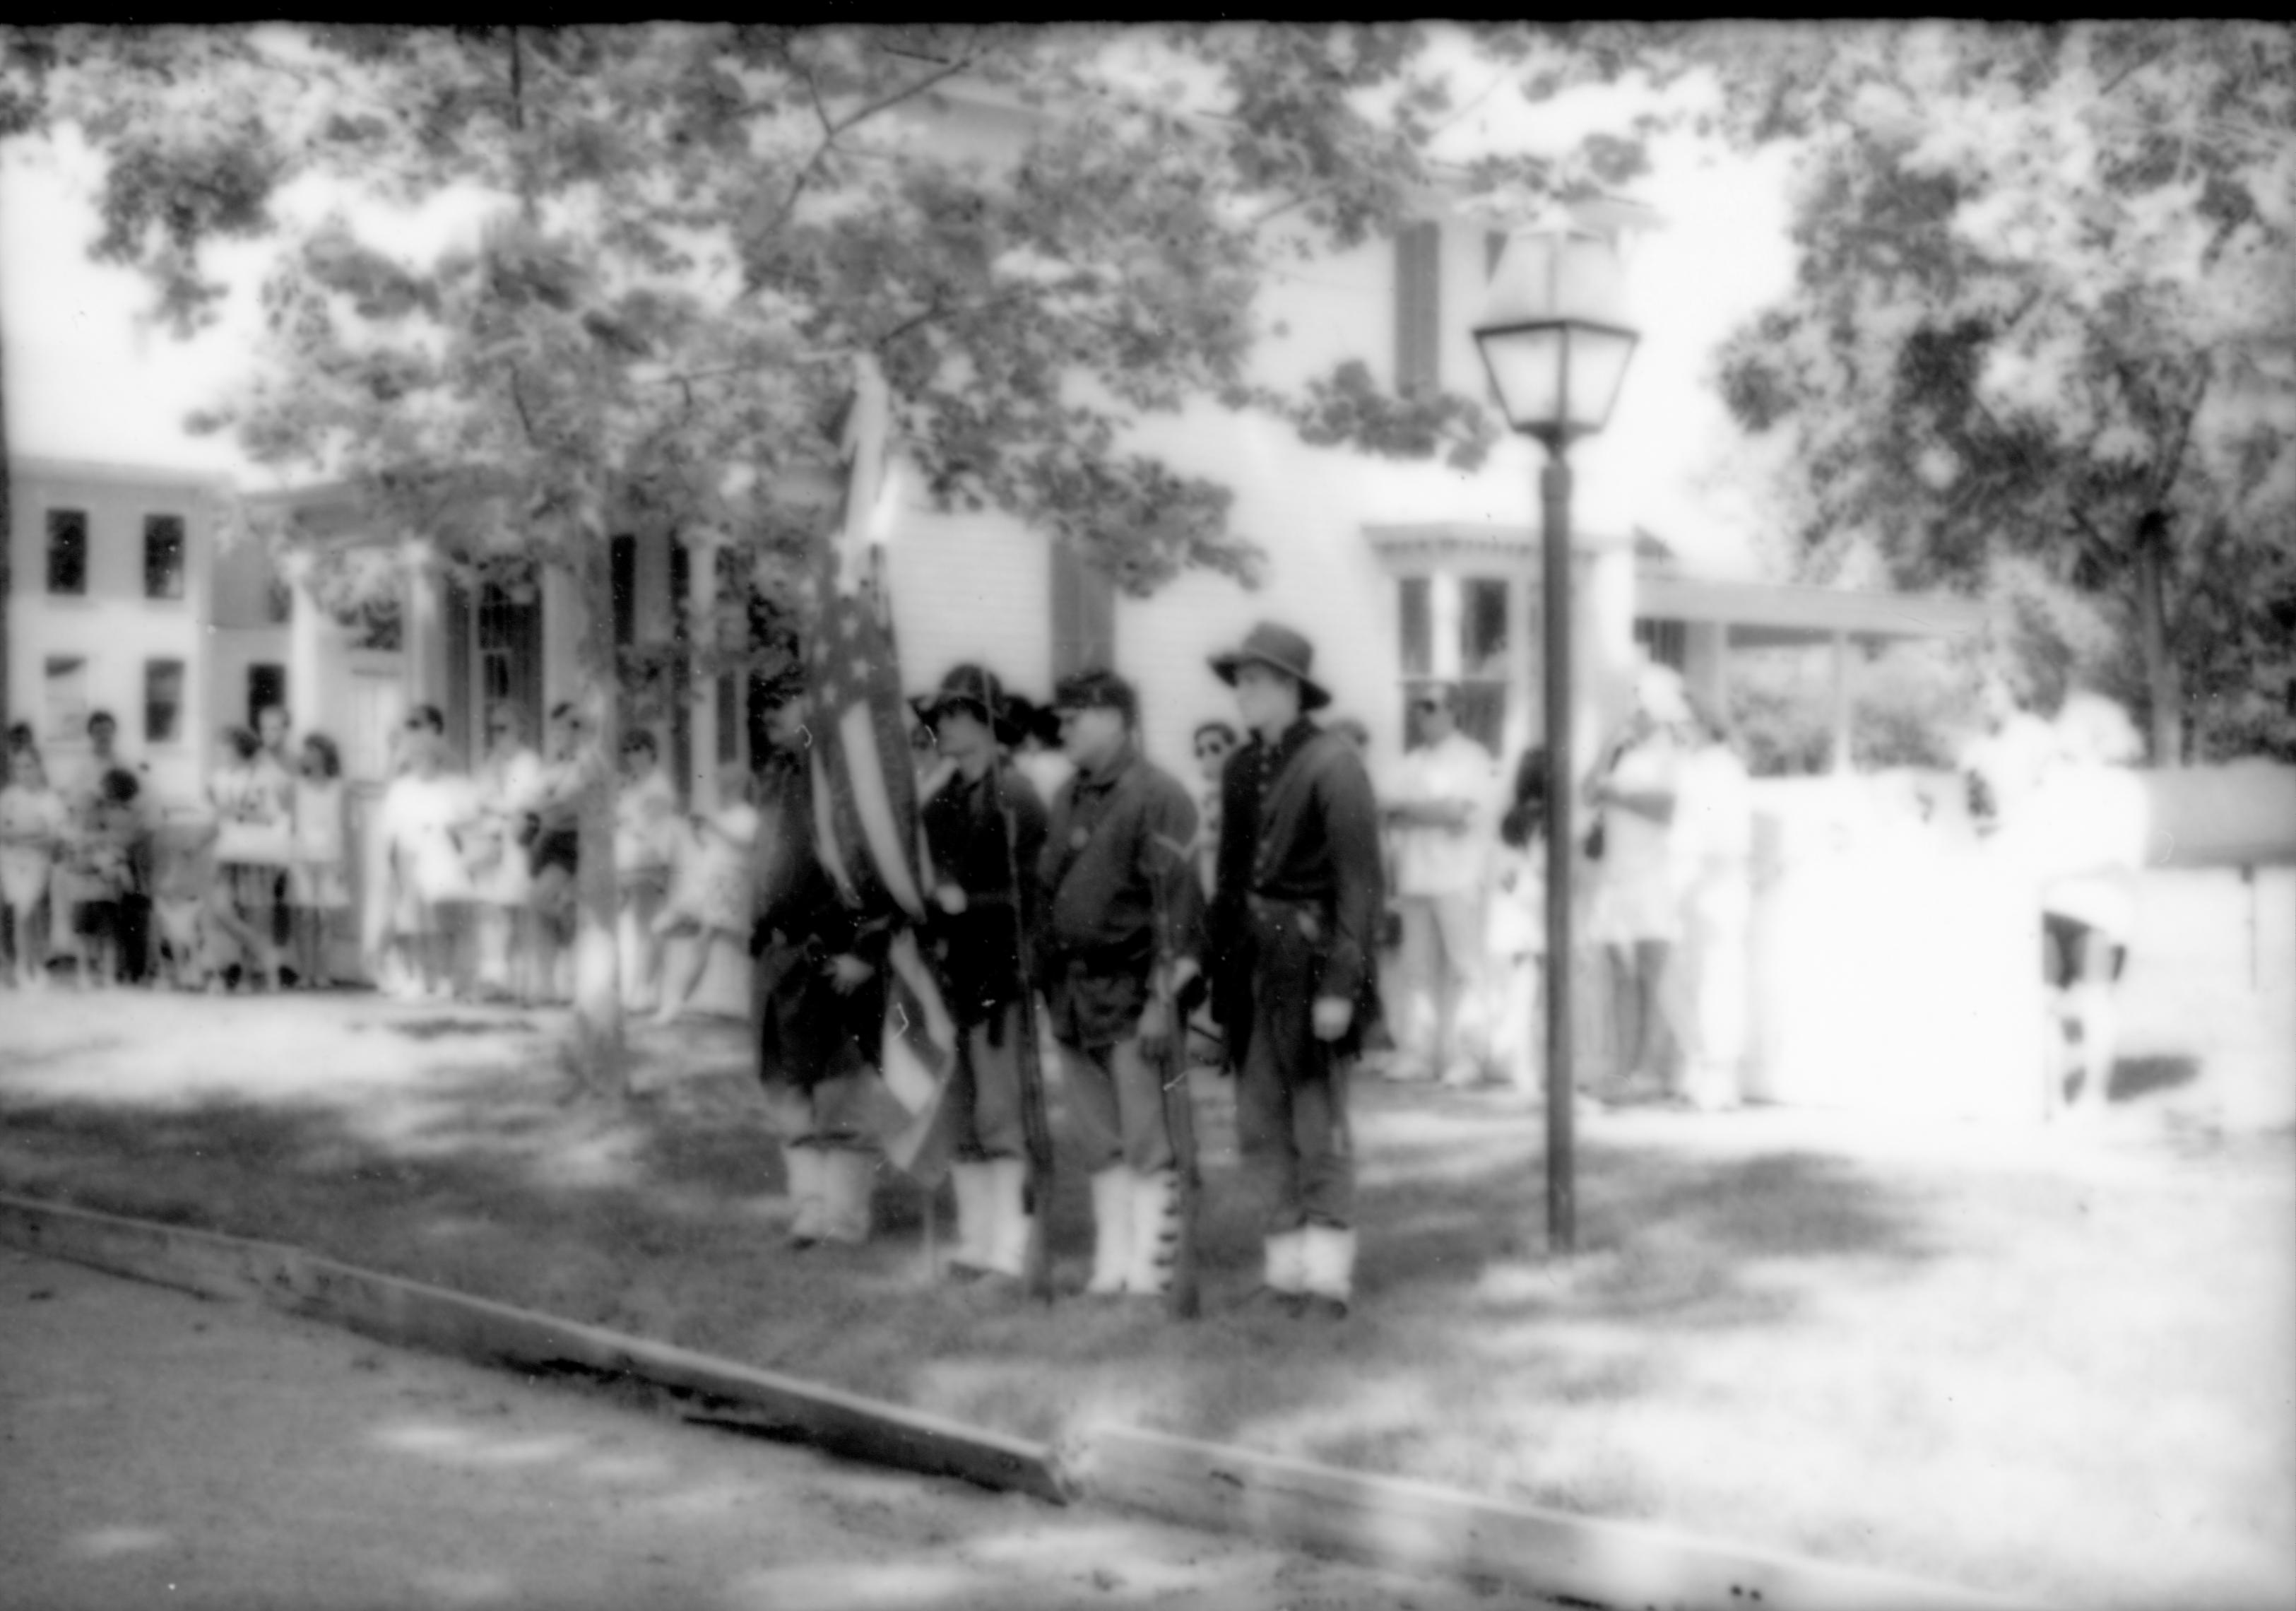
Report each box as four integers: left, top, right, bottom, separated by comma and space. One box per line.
805, 354, 958, 1184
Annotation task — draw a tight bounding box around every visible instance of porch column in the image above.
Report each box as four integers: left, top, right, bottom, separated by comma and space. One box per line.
403, 537, 447, 712
686, 528, 721, 815
1828, 630, 1853, 774
1428, 570, 1463, 682
283, 548, 326, 742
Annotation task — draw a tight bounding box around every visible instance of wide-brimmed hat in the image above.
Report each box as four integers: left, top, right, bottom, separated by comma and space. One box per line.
1209, 620, 1332, 711
909, 663, 1024, 744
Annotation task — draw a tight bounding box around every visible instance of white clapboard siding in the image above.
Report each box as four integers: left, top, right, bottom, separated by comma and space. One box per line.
884, 509, 1053, 703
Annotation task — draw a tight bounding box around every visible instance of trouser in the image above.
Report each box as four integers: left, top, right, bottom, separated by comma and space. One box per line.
759, 1072, 872, 1147
1060, 1034, 1175, 1175
1395, 890, 1488, 1077
1236, 988, 1354, 1233
949, 1001, 1031, 1162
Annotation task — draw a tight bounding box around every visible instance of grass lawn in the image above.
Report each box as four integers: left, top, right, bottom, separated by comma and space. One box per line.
2, 871, 2290, 1610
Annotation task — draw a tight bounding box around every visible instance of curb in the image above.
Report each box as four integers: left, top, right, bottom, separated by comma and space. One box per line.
0, 1191, 1065, 1504
1, 1191, 2052, 1611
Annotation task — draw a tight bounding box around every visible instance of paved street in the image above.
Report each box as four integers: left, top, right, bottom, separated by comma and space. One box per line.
0, 1248, 1496, 1611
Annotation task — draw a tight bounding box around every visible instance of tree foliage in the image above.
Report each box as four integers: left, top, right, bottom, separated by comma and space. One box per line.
15, 23, 1651, 603
6, 22, 1667, 1080
1667, 20, 2296, 763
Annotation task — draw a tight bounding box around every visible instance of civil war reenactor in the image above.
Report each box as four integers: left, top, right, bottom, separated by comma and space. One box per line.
750, 685, 889, 1248
909, 664, 1051, 1289
1036, 667, 1204, 1304
1204, 622, 1385, 1319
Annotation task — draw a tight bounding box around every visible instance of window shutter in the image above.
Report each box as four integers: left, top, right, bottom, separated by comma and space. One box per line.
1050, 538, 1116, 680
1394, 223, 1443, 398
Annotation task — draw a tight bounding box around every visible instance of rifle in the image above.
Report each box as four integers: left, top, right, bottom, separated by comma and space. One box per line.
991, 757, 1057, 1304
1140, 818, 1203, 1320
1152, 958, 1202, 1321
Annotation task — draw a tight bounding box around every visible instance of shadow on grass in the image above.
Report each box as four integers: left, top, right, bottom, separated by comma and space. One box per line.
0, 1043, 1944, 1479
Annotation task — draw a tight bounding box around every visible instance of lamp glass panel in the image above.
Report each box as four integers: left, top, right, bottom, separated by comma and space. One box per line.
1563, 326, 1638, 435
1478, 326, 1565, 432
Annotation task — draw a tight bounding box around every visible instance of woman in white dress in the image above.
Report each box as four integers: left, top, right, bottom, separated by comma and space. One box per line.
469, 701, 544, 1003
1670, 692, 1756, 1111
381, 704, 480, 1001
1583, 665, 1691, 1101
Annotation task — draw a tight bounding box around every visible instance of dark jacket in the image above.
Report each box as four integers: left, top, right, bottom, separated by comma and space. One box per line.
1206, 719, 1385, 1068
1036, 742, 1202, 1049
918, 759, 1047, 1028
751, 747, 886, 1090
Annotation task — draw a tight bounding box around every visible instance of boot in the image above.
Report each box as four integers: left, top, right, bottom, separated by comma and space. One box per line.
784, 1145, 826, 1249
946, 1161, 995, 1277
1301, 1222, 1357, 1319
983, 1155, 1034, 1280
1128, 1169, 1180, 1298
1246, 1228, 1307, 1316
819, 1148, 875, 1246
1085, 1167, 1134, 1296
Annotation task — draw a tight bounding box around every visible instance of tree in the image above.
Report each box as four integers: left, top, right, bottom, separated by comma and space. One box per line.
19, 23, 1657, 1084
1688, 20, 2296, 765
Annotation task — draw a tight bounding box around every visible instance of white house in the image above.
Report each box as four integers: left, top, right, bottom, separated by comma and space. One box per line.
4, 456, 238, 805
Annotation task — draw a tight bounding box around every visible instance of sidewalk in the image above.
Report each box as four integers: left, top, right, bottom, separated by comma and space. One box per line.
1, 984, 2290, 1610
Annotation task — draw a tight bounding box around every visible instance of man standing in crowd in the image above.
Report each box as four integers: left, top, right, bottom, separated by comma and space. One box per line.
1205, 622, 1385, 1319
1383, 680, 1499, 1087
909, 665, 1049, 1287
1036, 668, 1202, 1301
751, 688, 887, 1248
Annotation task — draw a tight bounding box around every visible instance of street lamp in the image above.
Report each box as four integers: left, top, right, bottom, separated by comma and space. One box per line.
1472, 225, 1638, 1256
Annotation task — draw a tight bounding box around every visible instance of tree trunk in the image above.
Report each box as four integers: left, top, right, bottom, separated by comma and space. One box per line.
2132, 509, 2185, 767
562, 534, 627, 1095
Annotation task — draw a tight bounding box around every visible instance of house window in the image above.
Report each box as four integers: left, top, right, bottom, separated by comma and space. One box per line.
1397, 574, 1511, 755
611, 535, 637, 647
46, 510, 89, 596
144, 659, 185, 745
716, 672, 740, 765
143, 514, 187, 601
246, 663, 287, 732
44, 656, 89, 740
1394, 221, 1442, 398
1635, 618, 1687, 672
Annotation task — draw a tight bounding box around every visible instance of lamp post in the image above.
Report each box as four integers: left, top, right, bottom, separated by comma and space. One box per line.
1472, 225, 1638, 1256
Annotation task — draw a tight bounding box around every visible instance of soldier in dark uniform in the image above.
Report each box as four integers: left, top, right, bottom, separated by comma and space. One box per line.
909, 664, 1049, 1284
750, 689, 888, 1247
1205, 622, 1385, 1318
1036, 668, 1202, 1298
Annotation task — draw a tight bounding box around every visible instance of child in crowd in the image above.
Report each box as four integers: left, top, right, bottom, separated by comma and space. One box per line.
290, 732, 350, 991
1485, 745, 1550, 1097
650, 765, 761, 1026
68, 767, 148, 990
150, 804, 220, 991
1, 744, 69, 990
